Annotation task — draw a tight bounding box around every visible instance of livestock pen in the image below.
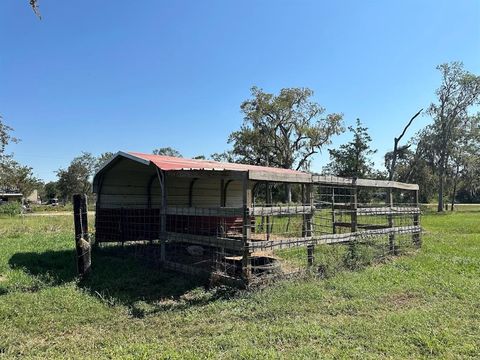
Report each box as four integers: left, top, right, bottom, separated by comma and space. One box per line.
85, 151, 421, 284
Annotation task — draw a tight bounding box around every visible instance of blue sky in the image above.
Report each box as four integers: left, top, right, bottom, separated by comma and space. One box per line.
1, 0, 479, 181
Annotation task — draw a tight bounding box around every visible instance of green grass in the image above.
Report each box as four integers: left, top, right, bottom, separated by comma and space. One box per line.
1, 208, 480, 359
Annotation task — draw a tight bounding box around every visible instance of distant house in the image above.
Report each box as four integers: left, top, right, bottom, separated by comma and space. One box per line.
0, 189, 40, 204
0, 191, 23, 203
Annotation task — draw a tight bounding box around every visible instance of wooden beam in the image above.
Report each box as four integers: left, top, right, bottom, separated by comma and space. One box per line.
165, 232, 244, 251
356, 207, 420, 215
166, 206, 244, 217
248, 170, 312, 183
312, 175, 419, 191
250, 205, 315, 216
249, 225, 422, 251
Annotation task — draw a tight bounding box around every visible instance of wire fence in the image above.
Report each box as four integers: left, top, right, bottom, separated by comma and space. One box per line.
88, 176, 422, 285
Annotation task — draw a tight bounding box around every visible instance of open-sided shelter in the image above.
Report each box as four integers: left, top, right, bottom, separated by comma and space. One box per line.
92, 151, 421, 282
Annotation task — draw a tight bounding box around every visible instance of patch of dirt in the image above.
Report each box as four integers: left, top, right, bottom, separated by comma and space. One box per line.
383, 292, 421, 309
0, 275, 7, 282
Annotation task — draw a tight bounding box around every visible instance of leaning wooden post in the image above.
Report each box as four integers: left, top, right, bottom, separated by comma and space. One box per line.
242, 173, 252, 282
413, 189, 421, 247
388, 188, 396, 254
73, 194, 91, 276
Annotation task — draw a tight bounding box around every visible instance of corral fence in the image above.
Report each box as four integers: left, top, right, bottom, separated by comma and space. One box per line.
74, 176, 421, 285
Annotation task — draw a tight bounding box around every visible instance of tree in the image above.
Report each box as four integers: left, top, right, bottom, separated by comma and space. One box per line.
152, 147, 182, 157
427, 62, 480, 212
0, 116, 18, 159
210, 151, 235, 163
323, 119, 377, 178
0, 157, 40, 198
388, 129, 438, 203
447, 113, 480, 209
95, 152, 115, 173
56, 152, 97, 201
43, 181, 58, 200
0, 117, 39, 198
228, 87, 343, 171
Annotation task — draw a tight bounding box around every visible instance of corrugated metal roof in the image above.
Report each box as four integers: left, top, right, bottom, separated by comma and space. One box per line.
129, 152, 308, 175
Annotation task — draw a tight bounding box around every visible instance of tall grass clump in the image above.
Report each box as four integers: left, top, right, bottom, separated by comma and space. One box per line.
0, 202, 22, 216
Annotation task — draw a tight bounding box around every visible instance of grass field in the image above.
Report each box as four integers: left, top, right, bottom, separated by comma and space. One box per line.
0, 207, 479, 359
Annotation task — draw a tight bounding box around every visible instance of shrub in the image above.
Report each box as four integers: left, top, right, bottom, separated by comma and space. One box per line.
0, 202, 22, 216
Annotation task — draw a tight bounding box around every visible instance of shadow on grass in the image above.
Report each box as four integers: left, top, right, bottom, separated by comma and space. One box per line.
8, 245, 212, 311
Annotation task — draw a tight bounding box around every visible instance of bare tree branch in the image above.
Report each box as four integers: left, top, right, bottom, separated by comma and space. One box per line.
388, 109, 423, 181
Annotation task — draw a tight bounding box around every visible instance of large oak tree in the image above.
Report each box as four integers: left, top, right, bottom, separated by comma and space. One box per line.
228, 87, 343, 171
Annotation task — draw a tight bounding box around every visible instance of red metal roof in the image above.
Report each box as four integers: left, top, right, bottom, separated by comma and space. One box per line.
129, 152, 308, 175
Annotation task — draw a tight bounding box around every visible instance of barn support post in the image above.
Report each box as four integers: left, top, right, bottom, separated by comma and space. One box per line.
413, 189, 421, 247
73, 194, 91, 276
94, 176, 104, 249
219, 179, 226, 255
147, 174, 157, 209
188, 178, 198, 207
242, 173, 252, 282
157, 168, 167, 263
387, 188, 396, 254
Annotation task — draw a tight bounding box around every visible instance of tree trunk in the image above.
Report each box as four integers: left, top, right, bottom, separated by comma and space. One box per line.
437, 171, 444, 212
450, 165, 460, 211
285, 183, 292, 203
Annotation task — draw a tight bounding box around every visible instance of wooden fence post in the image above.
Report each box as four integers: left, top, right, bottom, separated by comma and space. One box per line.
307, 244, 315, 267
242, 174, 252, 282
266, 182, 272, 241
302, 184, 314, 237
350, 179, 358, 233
73, 194, 91, 276
331, 187, 336, 234
388, 188, 396, 254
413, 189, 421, 247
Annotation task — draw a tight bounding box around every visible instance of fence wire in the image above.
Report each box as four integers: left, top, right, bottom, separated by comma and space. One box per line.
92, 179, 421, 284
